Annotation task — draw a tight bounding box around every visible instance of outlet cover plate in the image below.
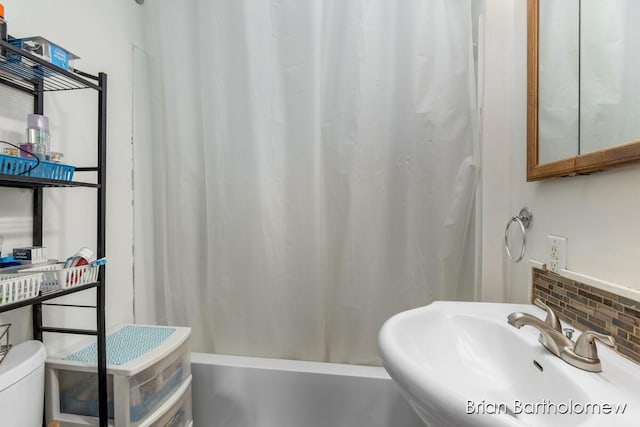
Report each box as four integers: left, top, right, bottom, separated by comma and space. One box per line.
547, 235, 567, 273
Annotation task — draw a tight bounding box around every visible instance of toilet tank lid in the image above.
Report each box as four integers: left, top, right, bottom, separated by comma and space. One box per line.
0, 340, 47, 392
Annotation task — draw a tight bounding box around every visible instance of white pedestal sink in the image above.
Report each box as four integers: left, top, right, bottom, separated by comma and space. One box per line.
378, 302, 640, 427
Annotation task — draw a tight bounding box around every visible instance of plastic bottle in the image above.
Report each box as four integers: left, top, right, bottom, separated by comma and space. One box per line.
63, 247, 94, 268
27, 114, 51, 160
0, 3, 7, 57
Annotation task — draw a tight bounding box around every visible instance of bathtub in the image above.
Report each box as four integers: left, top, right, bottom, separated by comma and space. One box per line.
191, 353, 424, 427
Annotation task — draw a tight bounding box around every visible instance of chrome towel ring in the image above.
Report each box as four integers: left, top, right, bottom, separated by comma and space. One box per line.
504, 207, 533, 263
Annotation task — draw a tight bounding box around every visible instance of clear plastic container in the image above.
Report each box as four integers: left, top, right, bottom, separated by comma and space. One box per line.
19, 142, 46, 160
26, 114, 51, 158
46, 325, 191, 427
149, 380, 192, 427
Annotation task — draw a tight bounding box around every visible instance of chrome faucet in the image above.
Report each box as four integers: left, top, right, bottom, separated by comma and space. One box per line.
533, 298, 562, 332
507, 299, 616, 372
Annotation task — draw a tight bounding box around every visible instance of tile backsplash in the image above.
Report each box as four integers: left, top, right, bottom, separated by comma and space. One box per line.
531, 268, 640, 365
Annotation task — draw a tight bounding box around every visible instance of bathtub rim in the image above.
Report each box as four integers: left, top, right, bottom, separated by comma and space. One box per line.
191, 352, 391, 379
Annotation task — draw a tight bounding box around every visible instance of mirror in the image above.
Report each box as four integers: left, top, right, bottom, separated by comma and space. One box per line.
528, 0, 640, 181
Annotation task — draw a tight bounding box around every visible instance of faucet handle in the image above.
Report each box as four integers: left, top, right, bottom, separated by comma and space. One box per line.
534, 298, 562, 332
574, 331, 616, 359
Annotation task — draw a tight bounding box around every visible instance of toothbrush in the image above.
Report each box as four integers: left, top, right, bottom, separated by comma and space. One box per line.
90, 257, 107, 267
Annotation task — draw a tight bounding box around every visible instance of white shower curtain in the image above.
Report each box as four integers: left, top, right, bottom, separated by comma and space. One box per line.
137, 0, 479, 364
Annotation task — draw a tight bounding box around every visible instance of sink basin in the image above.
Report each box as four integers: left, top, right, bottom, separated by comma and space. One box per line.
378, 302, 640, 427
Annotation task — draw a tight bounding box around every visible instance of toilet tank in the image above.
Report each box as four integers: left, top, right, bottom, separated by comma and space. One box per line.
0, 340, 47, 427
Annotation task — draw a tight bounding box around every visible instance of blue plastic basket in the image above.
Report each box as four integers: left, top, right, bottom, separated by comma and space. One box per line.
0, 153, 75, 181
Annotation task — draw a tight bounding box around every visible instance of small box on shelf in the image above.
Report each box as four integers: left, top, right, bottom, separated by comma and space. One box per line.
7, 36, 79, 71
13, 246, 47, 263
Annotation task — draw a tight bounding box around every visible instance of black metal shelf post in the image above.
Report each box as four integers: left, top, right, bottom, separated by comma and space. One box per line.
0, 39, 108, 427
96, 71, 108, 427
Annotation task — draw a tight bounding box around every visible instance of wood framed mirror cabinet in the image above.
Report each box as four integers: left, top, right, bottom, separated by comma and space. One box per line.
527, 0, 640, 181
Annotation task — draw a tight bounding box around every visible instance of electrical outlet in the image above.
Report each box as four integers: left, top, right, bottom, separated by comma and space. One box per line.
547, 235, 567, 273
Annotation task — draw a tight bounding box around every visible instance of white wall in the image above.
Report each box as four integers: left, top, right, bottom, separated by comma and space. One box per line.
480, 0, 515, 302
132, 45, 157, 324
0, 0, 144, 354
483, 0, 640, 303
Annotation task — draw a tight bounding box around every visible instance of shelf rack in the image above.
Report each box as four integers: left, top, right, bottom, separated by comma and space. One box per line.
0, 38, 108, 427
0, 175, 99, 188
0, 282, 99, 312
0, 40, 98, 92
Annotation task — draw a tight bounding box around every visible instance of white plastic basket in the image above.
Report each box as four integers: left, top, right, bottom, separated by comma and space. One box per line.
20, 263, 100, 290
0, 273, 43, 306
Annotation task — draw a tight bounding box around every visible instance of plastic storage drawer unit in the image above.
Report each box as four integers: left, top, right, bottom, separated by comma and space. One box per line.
149, 376, 192, 427
45, 324, 191, 427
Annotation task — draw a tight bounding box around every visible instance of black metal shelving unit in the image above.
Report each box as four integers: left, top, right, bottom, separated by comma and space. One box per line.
0, 39, 108, 427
